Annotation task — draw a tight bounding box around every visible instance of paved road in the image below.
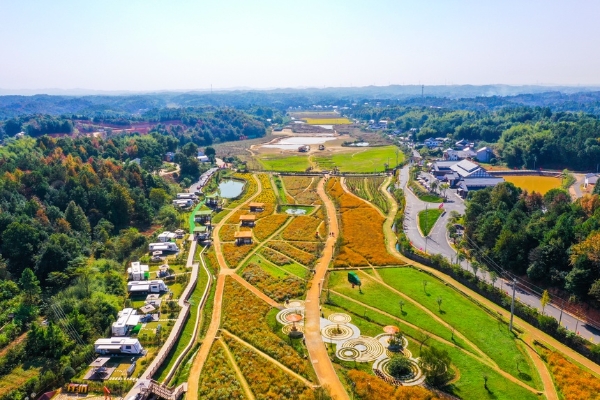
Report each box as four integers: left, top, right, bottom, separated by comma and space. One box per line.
304, 176, 349, 400
399, 165, 600, 344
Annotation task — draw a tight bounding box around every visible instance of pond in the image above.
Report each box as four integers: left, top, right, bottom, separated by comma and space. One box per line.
218, 180, 245, 198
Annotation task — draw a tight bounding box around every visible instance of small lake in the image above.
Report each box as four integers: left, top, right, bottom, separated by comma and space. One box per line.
218, 180, 245, 198
285, 208, 307, 215
349, 142, 369, 147
281, 205, 315, 215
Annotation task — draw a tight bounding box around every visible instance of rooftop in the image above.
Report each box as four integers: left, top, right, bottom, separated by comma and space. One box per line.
234, 231, 253, 238
239, 215, 256, 221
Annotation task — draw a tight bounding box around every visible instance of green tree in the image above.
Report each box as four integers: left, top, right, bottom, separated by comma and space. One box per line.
109, 184, 134, 228
540, 289, 551, 315
388, 355, 412, 378
419, 346, 452, 387
19, 268, 41, 305
65, 200, 91, 235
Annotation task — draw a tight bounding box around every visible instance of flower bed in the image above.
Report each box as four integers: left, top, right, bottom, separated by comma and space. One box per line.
282, 215, 323, 241
198, 341, 246, 400
261, 247, 293, 266
222, 277, 315, 381
222, 242, 257, 268
224, 336, 314, 399
267, 241, 317, 267
544, 348, 600, 400
255, 214, 289, 241
219, 224, 238, 242
290, 241, 321, 254
327, 178, 401, 267
241, 263, 306, 301
282, 176, 320, 204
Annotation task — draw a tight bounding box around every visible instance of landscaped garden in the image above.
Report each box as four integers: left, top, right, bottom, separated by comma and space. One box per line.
323, 267, 543, 399
326, 177, 402, 267
345, 176, 390, 214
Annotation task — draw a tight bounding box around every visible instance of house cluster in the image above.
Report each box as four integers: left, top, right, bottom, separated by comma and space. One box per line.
430, 159, 504, 198
172, 192, 198, 209
368, 120, 388, 130
197, 150, 210, 163
234, 202, 264, 245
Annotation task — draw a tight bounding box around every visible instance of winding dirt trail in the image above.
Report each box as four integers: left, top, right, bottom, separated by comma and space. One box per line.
303, 176, 350, 400
218, 338, 256, 400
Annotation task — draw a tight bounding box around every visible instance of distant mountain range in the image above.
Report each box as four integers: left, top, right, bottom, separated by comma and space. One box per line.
2, 85, 600, 118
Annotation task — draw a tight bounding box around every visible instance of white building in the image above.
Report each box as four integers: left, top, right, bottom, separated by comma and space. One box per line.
424, 138, 441, 148
172, 199, 193, 208
127, 261, 149, 281
149, 242, 179, 252
197, 155, 210, 163
176, 193, 198, 200
111, 308, 140, 336
585, 173, 599, 188
94, 337, 144, 355
157, 231, 177, 242
476, 147, 494, 163
127, 280, 168, 294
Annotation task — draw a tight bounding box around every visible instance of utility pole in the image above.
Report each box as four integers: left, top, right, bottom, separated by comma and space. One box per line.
509, 279, 516, 331
421, 85, 424, 98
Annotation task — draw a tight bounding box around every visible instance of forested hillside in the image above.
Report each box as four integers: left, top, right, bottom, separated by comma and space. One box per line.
0, 134, 186, 399
464, 183, 600, 302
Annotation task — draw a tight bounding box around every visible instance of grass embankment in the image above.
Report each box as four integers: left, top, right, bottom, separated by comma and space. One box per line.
153, 247, 211, 383
326, 268, 542, 399
418, 208, 443, 236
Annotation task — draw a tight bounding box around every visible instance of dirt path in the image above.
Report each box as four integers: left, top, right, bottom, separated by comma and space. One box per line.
186, 174, 263, 399
304, 176, 350, 400
222, 329, 316, 388
218, 338, 256, 400
229, 273, 283, 309
381, 181, 600, 378
522, 335, 559, 400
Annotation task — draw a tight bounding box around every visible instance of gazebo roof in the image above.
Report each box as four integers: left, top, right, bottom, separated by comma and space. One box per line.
193, 226, 208, 233
234, 231, 253, 238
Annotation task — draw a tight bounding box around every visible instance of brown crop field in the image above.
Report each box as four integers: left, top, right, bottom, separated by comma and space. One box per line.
501, 175, 562, 195
267, 241, 317, 266
327, 178, 402, 267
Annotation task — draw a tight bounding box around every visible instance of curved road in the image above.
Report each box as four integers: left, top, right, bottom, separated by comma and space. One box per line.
398, 166, 600, 349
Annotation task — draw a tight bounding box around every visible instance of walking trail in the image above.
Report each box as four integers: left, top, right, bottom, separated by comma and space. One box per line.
303, 176, 350, 400
186, 174, 263, 399
217, 338, 256, 400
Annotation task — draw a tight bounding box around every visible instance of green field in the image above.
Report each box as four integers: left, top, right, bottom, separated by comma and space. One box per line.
258, 155, 311, 172
418, 208, 443, 235
315, 146, 403, 173
326, 268, 542, 399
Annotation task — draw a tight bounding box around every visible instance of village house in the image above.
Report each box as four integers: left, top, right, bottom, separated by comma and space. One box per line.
205, 194, 220, 208
234, 230, 253, 245
127, 261, 149, 281
443, 148, 476, 161
239, 215, 256, 227
476, 147, 494, 163
148, 242, 179, 252
585, 173, 599, 189
248, 202, 265, 212
157, 231, 177, 242
164, 152, 175, 162
94, 337, 144, 355
127, 279, 168, 295
176, 193, 198, 201
193, 225, 211, 241
424, 138, 441, 148
111, 308, 140, 336
194, 210, 213, 224
172, 198, 193, 209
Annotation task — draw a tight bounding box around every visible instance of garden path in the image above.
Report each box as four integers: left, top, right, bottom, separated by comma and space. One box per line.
229, 273, 283, 309
521, 335, 559, 400
222, 329, 316, 388
186, 174, 263, 400
218, 337, 256, 400
381, 178, 600, 378
303, 176, 350, 400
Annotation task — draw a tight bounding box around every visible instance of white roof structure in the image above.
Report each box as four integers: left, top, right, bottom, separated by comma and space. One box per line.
95, 337, 141, 346
112, 308, 140, 334
158, 231, 177, 241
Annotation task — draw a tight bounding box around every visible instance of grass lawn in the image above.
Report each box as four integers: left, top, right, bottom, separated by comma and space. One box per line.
418, 208, 443, 236
272, 175, 288, 203
315, 146, 403, 173
327, 270, 473, 352
501, 175, 562, 195
323, 293, 538, 400
419, 194, 444, 203
376, 268, 541, 389
258, 154, 311, 172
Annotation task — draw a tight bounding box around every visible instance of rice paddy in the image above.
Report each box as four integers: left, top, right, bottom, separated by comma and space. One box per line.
501, 175, 562, 194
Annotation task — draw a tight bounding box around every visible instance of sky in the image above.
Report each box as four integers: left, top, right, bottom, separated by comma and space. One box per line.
1, 0, 599, 92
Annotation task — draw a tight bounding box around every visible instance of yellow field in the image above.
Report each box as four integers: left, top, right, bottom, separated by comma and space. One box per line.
303, 118, 353, 125
501, 175, 561, 194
